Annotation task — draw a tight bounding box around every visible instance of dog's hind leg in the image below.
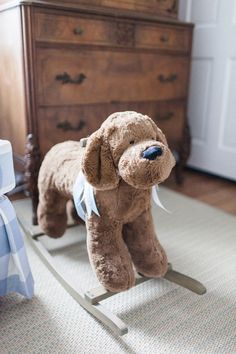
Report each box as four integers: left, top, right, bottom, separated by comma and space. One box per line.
37, 189, 68, 238
123, 209, 168, 278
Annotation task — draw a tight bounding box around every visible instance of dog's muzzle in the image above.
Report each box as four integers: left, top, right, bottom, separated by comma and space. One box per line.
142, 146, 163, 160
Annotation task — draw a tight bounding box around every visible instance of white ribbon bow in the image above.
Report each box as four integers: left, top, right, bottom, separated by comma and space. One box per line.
73, 171, 100, 222
73, 171, 169, 221
151, 184, 170, 213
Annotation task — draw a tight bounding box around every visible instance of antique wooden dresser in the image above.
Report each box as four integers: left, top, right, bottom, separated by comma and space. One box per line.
0, 0, 193, 221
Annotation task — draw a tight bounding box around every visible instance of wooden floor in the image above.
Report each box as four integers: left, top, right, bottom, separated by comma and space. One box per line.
164, 168, 236, 216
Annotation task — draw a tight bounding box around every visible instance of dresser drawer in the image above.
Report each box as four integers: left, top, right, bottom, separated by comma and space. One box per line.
38, 105, 105, 155
38, 100, 185, 155
62, 0, 178, 18
36, 48, 189, 106
100, 0, 178, 17
35, 12, 117, 47
136, 24, 191, 52
35, 11, 190, 52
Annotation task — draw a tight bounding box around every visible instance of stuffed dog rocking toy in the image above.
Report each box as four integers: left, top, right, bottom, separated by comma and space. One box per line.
37, 111, 175, 292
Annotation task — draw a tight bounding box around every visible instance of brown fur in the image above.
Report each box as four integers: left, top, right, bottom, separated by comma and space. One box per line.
37, 111, 175, 292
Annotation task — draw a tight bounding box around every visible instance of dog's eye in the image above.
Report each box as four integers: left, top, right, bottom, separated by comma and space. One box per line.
130, 140, 135, 145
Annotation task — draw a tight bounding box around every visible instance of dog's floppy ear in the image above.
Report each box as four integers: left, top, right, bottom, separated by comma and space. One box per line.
82, 129, 119, 190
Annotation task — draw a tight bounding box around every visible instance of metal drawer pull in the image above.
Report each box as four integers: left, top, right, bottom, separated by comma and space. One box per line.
156, 112, 174, 121
167, 0, 178, 13
160, 34, 169, 43
56, 120, 86, 132
158, 74, 178, 83
73, 27, 84, 35
55, 72, 86, 85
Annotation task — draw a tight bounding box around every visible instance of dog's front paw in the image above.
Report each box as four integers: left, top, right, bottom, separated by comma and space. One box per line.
95, 259, 136, 293
135, 246, 168, 278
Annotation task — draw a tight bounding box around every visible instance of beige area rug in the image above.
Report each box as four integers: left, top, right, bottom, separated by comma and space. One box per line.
1, 187, 236, 354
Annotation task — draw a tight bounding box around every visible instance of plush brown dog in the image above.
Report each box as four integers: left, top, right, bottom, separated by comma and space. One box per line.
37, 111, 175, 292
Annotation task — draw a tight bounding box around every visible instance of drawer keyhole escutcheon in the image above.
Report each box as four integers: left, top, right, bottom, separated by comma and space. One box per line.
56, 120, 86, 132
160, 34, 169, 43
73, 27, 84, 35
167, 0, 178, 14
55, 72, 86, 85
158, 74, 178, 83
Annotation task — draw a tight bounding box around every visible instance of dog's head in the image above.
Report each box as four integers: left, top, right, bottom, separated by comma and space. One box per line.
82, 111, 176, 190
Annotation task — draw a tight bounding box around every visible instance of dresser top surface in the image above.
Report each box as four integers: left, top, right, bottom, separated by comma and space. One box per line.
0, 0, 193, 27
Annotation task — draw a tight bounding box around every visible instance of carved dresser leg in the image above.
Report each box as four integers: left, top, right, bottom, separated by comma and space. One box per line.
24, 134, 41, 225
175, 121, 191, 185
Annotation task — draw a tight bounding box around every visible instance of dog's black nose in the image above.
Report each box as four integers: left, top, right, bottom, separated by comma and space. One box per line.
142, 146, 163, 160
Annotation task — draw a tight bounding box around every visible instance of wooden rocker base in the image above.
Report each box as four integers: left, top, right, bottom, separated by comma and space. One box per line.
16, 201, 206, 336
